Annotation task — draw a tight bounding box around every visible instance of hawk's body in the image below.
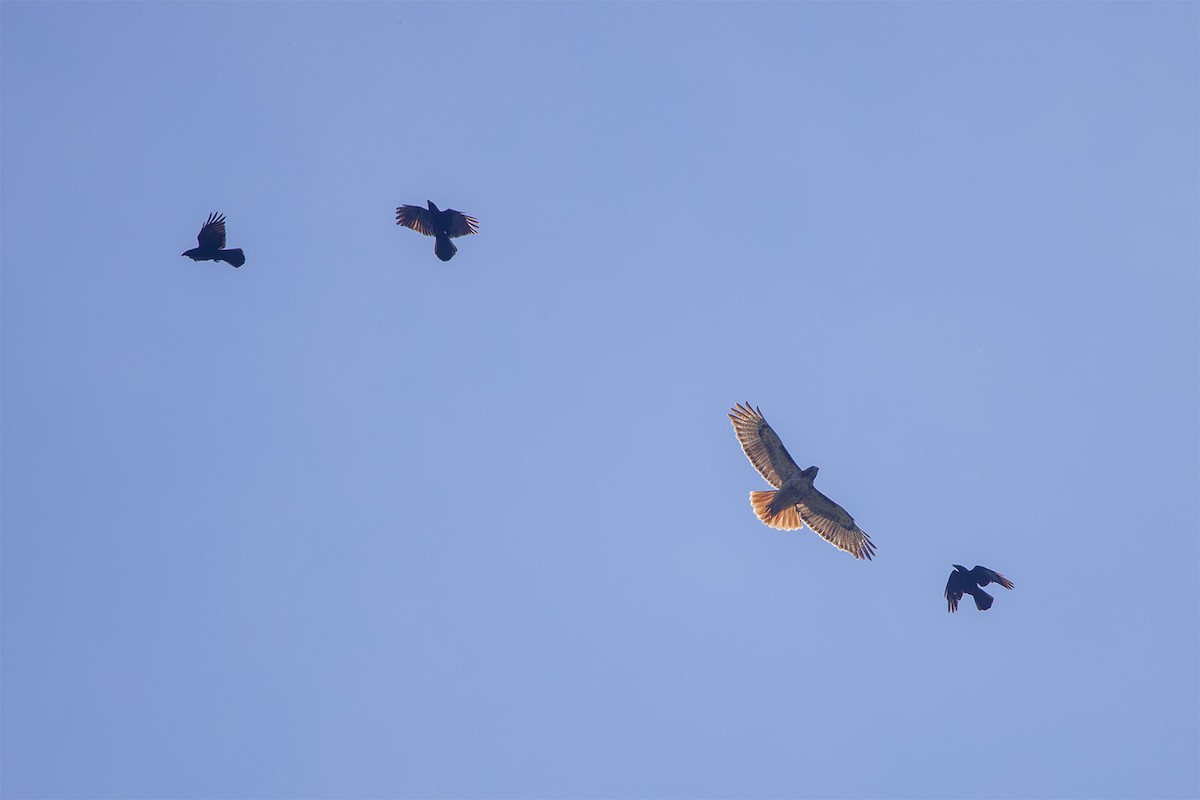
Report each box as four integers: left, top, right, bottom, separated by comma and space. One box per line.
945, 565, 1014, 612
395, 200, 478, 261
728, 403, 875, 560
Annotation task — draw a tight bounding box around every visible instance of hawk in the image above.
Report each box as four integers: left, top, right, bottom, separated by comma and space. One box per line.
395, 200, 479, 261
181, 213, 245, 268
944, 565, 1014, 612
728, 403, 876, 560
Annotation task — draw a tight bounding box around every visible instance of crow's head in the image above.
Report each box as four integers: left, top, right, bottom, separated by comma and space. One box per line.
426, 200, 441, 213
952, 564, 967, 573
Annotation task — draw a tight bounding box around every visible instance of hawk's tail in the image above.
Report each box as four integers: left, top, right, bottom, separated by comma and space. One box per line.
434, 233, 457, 261
749, 491, 803, 530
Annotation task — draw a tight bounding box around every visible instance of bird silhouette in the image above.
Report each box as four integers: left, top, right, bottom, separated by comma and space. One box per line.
945, 564, 1014, 612
395, 200, 478, 261
181, 213, 245, 268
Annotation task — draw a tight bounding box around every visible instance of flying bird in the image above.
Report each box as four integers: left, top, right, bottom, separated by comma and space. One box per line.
944, 565, 1014, 612
728, 403, 876, 560
181, 213, 245, 268
395, 200, 479, 261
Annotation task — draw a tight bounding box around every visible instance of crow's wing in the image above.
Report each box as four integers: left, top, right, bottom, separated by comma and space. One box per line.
945, 571, 965, 613
442, 209, 479, 238
728, 403, 802, 489
395, 205, 438, 236
972, 566, 1014, 591
197, 213, 227, 250
796, 488, 876, 560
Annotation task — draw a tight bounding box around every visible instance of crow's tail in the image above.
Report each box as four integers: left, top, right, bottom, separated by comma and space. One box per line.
969, 587, 995, 611
219, 248, 245, 268
434, 233, 457, 262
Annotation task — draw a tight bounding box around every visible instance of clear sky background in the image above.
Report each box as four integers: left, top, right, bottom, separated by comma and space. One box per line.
2, 3, 1197, 798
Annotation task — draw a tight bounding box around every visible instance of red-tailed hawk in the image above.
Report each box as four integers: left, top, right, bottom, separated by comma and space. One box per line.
944, 565, 1014, 612
395, 200, 479, 261
728, 403, 876, 560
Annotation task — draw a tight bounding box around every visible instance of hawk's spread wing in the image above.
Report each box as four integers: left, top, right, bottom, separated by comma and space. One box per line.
728, 403, 802, 489
797, 488, 876, 560
442, 209, 479, 238
395, 205, 438, 236
197, 213, 227, 250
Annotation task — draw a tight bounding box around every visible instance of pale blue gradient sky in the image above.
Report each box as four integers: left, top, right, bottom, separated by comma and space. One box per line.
2, 3, 1197, 798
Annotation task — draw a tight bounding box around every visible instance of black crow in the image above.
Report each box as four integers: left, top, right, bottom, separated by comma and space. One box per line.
182, 213, 245, 268
945, 564, 1014, 612
395, 200, 478, 261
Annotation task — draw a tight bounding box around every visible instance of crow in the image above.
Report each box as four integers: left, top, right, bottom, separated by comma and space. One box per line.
945, 564, 1014, 612
181, 213, 245, 268
395, 200, 478, 261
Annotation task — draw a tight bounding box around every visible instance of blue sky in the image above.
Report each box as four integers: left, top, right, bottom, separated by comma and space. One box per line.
2, 2, 1197, 798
